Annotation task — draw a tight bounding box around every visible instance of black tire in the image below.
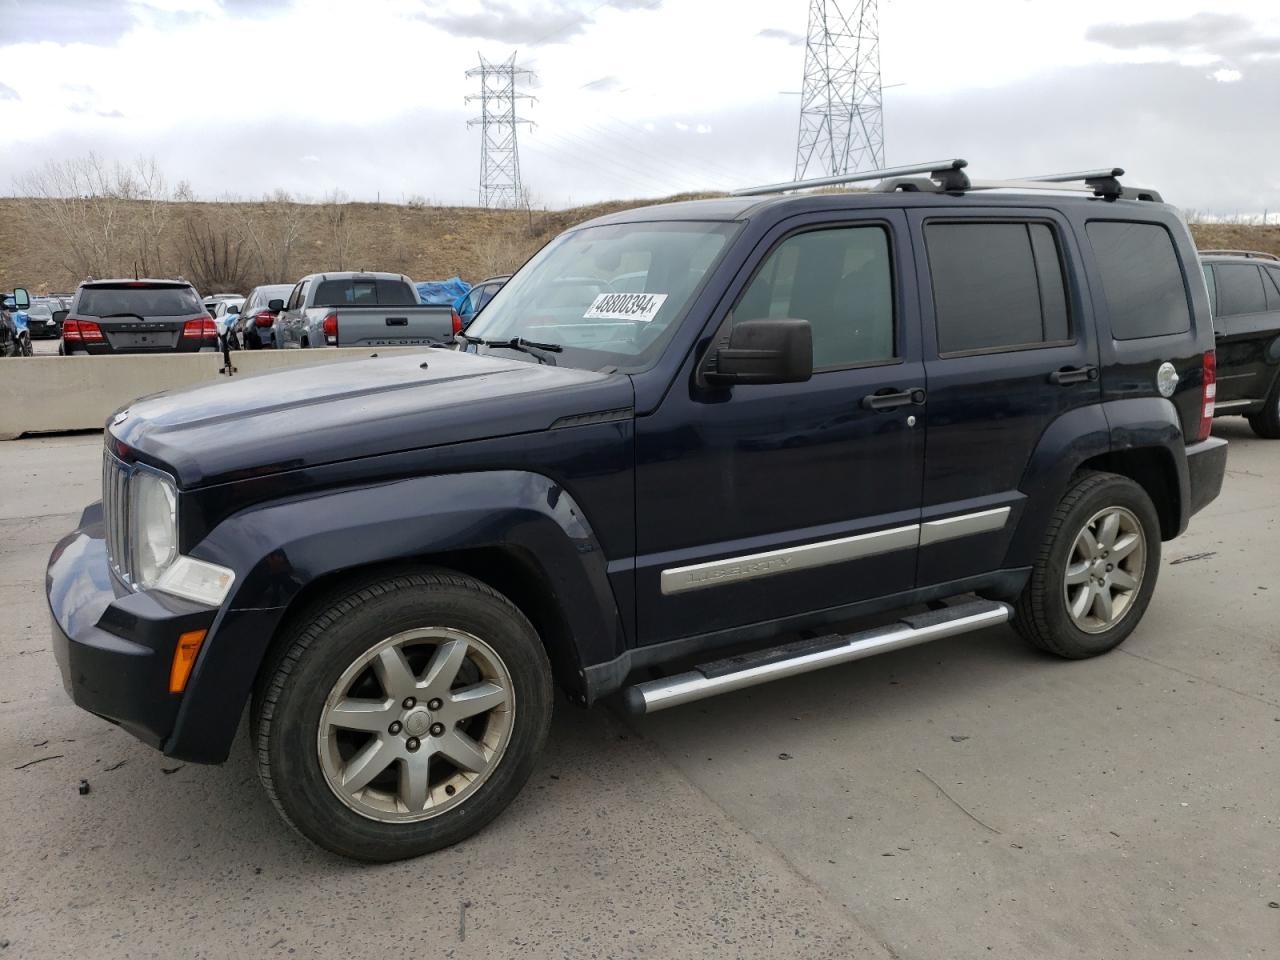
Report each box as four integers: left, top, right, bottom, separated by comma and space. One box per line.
1246, 376, 1280, 439
1013, 471, 1161, 659
252, 570, 553, 862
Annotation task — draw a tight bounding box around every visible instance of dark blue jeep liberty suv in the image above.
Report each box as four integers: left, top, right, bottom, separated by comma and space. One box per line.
47, 161, 1227, 860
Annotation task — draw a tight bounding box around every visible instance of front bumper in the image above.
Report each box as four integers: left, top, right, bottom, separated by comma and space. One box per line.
1185, 436, 1228, 519
47, 502, 216, 753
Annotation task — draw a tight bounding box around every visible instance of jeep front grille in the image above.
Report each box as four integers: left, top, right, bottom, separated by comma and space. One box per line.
102, 450, 133, 584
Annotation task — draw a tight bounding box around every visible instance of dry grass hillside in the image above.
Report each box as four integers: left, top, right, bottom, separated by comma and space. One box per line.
0, 194, 717, 295
1, 193, 1277, 295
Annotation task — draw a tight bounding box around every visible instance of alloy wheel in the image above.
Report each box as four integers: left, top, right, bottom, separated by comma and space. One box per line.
317, 627, 515, 823
1063, 506, 1147, 634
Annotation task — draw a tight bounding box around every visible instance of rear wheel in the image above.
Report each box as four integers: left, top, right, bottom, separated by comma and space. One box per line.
1246, 376, 1280, 439
253, 570, 553, 862
1013, 471, 1161, 658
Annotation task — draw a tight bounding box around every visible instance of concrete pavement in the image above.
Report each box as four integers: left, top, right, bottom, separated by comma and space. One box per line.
1, 424, 1277, 959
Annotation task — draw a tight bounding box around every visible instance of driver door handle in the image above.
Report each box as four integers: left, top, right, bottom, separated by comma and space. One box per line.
1048, 364, 1098, 386
861, 387, 926, 411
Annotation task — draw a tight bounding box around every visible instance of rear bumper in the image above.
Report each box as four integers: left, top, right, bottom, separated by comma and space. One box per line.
1185, 436, 1228, 519
48, 503, 217, 756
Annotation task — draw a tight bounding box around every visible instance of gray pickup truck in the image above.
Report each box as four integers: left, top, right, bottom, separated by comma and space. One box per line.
270, 271, 456, 349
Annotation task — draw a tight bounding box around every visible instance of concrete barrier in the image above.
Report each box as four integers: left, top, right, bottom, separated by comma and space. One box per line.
0, 347, 434, 440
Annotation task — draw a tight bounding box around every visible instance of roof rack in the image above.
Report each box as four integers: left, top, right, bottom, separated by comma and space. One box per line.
732, 159, 1162, 203
730, 159, 970, 197
1198, 249, 1280, 262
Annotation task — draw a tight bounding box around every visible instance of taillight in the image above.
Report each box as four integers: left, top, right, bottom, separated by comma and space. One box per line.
1198, 350, 1216, 442
253, 311, 275, 327
451, 309, 463, 334
181, 316, 218, 339
63, 318, 103, 342
323, 313, 338, 345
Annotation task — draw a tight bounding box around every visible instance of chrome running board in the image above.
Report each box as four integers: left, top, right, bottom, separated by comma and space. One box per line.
623, 599, 1011, 715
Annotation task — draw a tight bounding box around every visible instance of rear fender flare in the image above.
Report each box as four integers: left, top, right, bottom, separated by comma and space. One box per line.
1005, 399, 1187, 567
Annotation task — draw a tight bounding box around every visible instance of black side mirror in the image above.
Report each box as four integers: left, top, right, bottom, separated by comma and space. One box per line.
52, 310, 69, 325
268, 298, 285, 312
705, 318, 813, 386
12, 287, 30, 310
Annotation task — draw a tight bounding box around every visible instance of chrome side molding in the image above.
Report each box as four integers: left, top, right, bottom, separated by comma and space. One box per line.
920, 506, 1011, 546
659, 507, 1012, 595
660, 523, 917, 596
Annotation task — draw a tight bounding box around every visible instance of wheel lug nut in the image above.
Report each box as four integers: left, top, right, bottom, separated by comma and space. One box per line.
402, 697, 416, 709
388, 721, 403, 735
427, 698, 442, 711
406, 737, 420, 751
429, 722, 445, 737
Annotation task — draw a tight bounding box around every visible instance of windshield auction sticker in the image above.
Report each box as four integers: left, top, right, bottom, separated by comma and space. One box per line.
583, 292, 668, 323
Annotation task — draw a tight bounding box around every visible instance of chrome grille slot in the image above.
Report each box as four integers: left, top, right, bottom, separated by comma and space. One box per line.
103, 450, 133, 584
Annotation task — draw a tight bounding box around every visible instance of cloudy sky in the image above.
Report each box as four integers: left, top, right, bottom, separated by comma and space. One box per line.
0, 0, 1277, 214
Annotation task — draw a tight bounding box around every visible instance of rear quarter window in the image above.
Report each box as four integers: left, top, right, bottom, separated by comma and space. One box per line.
1086, 221, 1191, 339
1215, 264, 1267, 317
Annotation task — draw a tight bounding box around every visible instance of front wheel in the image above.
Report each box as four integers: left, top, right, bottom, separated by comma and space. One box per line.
1013, 471, 1161, 658
253, 570, 553, 861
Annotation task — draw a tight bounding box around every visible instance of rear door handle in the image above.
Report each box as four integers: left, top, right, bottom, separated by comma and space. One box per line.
385, 317, 408, 326
861, 387, 927, 411
1048, 365, 1098, 386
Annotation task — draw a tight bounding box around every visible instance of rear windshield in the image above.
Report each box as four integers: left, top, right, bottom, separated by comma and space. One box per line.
312, 278, 417, 307
77, 284, 203, 317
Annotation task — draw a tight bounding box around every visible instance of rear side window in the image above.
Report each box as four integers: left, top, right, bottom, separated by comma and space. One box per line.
1086, 221, 1190, 339
1201, 265, 1216, 312
77, 285, 202, 317
1262, 266, 1280, 310
925, 221, 1069, 355
312, 278, 417, 306
1215, 264, 1267, 316
734, 224, 895, 369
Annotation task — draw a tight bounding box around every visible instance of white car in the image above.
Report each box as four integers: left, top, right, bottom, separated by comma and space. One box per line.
204, 296, 245, 337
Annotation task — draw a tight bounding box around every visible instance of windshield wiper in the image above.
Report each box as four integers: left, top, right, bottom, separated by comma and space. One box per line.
457, 333, 563, 364
101, 313, 147, 322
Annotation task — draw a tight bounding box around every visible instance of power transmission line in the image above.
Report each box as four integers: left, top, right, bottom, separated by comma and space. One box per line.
466, 53, 534, 208
795, 0, 884, 179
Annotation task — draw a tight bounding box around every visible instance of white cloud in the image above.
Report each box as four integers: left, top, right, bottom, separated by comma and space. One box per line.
300, 154, 321, 163
1211, 67, 1243, 83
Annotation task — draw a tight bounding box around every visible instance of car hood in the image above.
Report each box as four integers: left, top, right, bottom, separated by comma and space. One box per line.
109, 349, 634, 488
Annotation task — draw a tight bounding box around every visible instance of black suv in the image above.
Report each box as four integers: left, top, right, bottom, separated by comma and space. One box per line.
1199, 250, 1280, 437
47, 161, 1227, 861
60, 279, 218, 355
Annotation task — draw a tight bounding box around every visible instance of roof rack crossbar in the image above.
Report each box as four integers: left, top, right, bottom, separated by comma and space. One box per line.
1198, 249, 1280, 262
730, 159, 969, 197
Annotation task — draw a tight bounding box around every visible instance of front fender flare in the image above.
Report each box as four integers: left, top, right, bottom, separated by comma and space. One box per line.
165, 470, 625, 763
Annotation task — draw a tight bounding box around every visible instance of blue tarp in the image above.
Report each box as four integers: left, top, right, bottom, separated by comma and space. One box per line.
416, 277, 471, 306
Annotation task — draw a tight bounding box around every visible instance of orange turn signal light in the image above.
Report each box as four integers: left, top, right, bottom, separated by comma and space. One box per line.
169, 629, 208, 694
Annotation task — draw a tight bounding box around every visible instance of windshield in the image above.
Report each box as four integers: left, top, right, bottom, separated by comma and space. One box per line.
464, 220, 739, 369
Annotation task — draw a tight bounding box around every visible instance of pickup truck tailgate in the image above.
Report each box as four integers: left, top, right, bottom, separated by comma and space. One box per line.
326, 306, 455, 347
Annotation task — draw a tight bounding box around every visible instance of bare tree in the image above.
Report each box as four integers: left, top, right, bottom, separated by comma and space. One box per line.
324, 188, 352, 270
179, 212, 249, 293
13, 153, 172, 280
232, 190, 311, 283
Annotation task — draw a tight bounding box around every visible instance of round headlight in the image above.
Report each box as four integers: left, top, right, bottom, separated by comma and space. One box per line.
131, 469, 178, 587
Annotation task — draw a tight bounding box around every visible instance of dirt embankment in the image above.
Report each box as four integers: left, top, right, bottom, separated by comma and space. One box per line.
1, 193, 1276, 295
